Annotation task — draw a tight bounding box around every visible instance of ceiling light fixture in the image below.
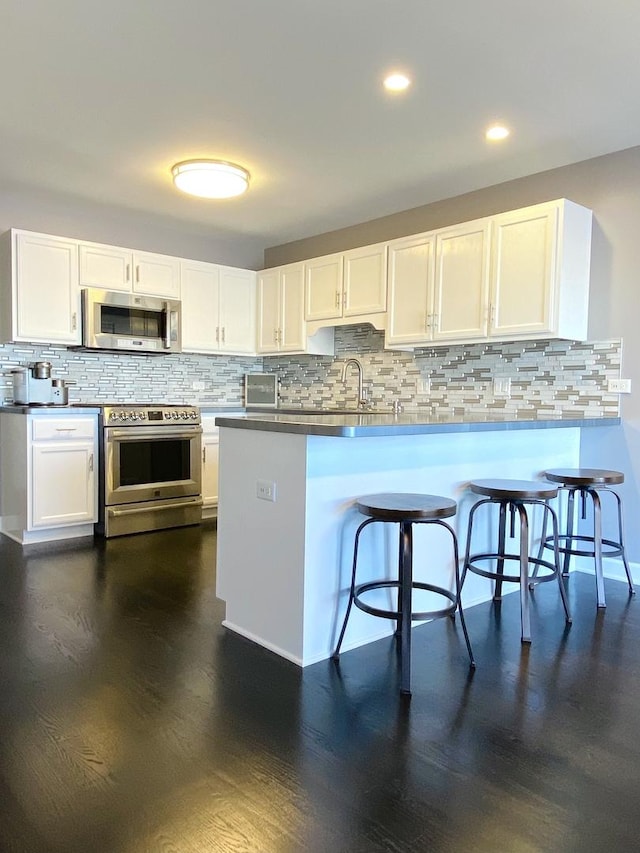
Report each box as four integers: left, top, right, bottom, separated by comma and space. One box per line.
485, 125, 510, 141
383, 72, 411, 92
171, 159, 250, 198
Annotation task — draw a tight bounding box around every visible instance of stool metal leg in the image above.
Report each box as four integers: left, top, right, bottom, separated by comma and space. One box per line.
441, 519, 475, 668
495, 501, 508, 600
399, 520, 413, 695
612, 489, 635, 596
516, 503, 531, 643
591, 489, 606, 609
548, 503, 572, 624
563, 487, 576, 576
332, 517, 377, 660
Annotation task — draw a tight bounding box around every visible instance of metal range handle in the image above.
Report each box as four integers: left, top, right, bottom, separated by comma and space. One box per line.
106, 425, 202, 440
108, 497, 203, 517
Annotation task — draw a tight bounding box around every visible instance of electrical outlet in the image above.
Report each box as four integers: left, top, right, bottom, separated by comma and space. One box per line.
493, 377, 511, 397
192, 380, 205, 391
256, 480, 277, 502
608, 378, 632, 393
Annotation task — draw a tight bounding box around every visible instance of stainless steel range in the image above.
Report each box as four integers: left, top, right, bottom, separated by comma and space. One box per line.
97, 404, 202, 538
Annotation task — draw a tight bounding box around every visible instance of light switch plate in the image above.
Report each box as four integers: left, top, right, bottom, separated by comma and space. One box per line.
608, 378, 631, 393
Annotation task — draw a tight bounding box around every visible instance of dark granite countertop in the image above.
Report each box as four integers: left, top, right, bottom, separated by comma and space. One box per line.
215, 410, 621, 438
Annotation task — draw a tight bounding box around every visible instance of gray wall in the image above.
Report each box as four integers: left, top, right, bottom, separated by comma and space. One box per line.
266, 145, 640, 564
0, 184, 265, 270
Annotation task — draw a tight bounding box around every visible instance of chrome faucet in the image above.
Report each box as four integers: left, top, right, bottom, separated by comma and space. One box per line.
341, 357, 368, 408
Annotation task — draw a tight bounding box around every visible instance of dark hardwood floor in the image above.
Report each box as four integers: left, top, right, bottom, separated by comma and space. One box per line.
1, 525, 639, 852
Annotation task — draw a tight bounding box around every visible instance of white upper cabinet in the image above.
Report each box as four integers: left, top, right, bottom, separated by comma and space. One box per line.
258, 262, 333, 355
0, 229, 80, 345
305, 242, 387, 328
432, 219, 490, 342
78, 241, 180, 298
385, 199, 592, 348
386, 221, 489, 346
305, 252, 343, 322
343, 243, 387, 317
181, 260, 256, 355
386, 233, 435, 346
181, 260, 220, 352
488, 199, 592, 341
219, 266, 256, 354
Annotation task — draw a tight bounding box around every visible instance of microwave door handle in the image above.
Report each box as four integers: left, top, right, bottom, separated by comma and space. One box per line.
163, 302, 170, 349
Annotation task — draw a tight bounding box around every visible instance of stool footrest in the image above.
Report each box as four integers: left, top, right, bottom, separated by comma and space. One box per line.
465, 552, 559, 585
354, 579, 456, 622
540, 533, 625, 560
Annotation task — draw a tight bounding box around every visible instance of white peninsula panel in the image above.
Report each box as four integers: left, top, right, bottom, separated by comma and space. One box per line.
215, 415, 591, 666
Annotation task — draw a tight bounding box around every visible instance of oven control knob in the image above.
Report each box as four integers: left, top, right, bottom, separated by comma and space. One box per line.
164, 412, 171, 420
189, 411, 197, 419
172, 411, 179, 420
138, 411, 145, 421
180, 411, 188, 419
109, 412, 118, 422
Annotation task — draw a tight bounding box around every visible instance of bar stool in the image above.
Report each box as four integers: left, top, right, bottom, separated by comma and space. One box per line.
332, 493, 475, 696
461, 479, 572, 643
537, 468, 635, 608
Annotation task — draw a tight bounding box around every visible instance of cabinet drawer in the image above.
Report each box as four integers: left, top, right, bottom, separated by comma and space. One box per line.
31, 417, 96, 441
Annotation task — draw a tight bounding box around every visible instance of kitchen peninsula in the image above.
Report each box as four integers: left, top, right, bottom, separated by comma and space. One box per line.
215, 410, 619, 666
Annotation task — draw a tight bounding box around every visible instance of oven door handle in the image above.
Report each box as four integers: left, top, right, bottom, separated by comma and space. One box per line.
108, 497, 203, 517
106, 426, 202, 439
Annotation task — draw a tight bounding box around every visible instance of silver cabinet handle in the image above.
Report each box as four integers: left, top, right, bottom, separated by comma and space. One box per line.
89, 453, 94, 472
135, 265, 140, 284
126, 263, 130, 282
216, 326, 220, 342
335, 290, 341, 308
55, 426, 77, 431
221, 326, 226, 343
71, 312, 77, 331
342, 290, 347, 309
203, 447, 206, 464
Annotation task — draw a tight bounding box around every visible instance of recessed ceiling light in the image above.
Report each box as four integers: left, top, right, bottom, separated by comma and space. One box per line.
171, 159, 250, 198
486, 125, 510, 141
383, 72, 411, 92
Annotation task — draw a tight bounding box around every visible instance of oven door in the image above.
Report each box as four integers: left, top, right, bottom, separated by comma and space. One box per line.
105, 424, 202, 506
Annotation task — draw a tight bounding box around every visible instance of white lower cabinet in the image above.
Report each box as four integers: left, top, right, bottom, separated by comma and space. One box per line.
201, 420, 220, 519
201, 412, 244, 519
0, 414, 98, 544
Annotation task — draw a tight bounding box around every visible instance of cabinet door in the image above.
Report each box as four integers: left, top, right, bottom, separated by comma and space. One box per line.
280, 263, 305, 351
257, 269, 281, 353
386, 234, 435, 345
343, 243, 387, 316
15, 232, 80, 344
181, 261, 221, 352
432, 221, 490, 341
305, 253, 343, 321
31, 441, 96, 527
79, 243, 132, 291
489, 205, 558, 338
201, 432, 220, 510
132, 251, 181, 298
219, 268, 256, 354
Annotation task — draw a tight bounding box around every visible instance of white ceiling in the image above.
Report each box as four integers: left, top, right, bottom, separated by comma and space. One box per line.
2, 0, 640, 252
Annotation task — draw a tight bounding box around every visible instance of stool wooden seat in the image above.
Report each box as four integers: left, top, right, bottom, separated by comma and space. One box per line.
462, 479, 572, 643
333, 492, 475, 696
537, 468, 634, 608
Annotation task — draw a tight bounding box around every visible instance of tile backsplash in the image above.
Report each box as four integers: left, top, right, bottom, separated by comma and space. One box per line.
0, 343, 262, 406
0, 326, 622, 418
265, 326, 622, 418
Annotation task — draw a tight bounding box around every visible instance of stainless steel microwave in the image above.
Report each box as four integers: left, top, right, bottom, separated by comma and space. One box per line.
80, 289, 181, 354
